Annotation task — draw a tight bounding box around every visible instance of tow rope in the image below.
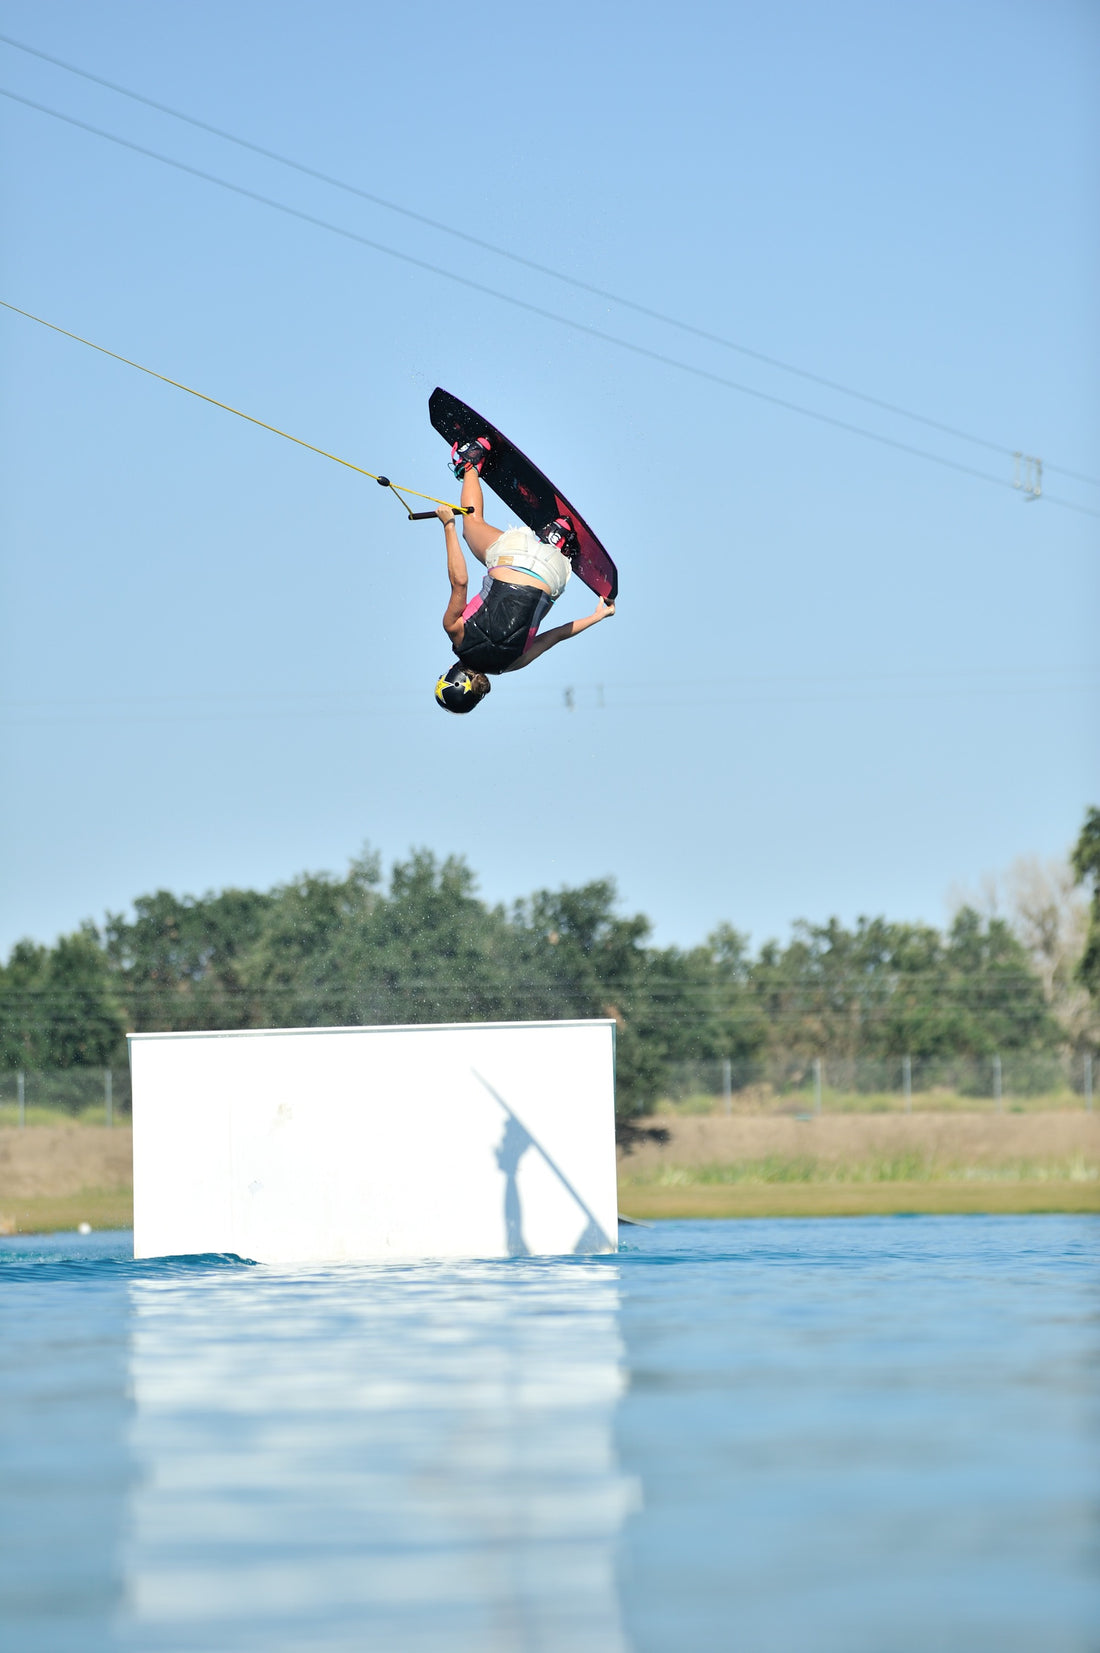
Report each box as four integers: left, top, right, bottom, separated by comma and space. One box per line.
0, 298, 470, 517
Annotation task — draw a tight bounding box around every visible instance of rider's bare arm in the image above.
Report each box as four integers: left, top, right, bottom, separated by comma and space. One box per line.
438, 507, 468, 644
458, 468, 504, 565
502, 597, 615, 672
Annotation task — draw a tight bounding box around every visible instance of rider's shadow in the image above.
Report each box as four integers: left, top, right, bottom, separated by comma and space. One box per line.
495, 1112, 533, 1258
479, 1072, 613, 1257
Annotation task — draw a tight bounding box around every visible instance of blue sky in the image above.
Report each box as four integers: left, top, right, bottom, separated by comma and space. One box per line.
1, 0, 1097, 954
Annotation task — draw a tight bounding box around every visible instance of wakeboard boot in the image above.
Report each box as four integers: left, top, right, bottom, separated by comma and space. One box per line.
449, 436, 492, 478
537, 516, 579, 557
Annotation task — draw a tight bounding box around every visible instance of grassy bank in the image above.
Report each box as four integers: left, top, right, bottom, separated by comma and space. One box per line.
0, 1104, 128, 1129
7, 1180, 1095, 1232
659, 1087, 1091, 1116
0, 1187, 134, 1235
618, 1182, 1100, 1218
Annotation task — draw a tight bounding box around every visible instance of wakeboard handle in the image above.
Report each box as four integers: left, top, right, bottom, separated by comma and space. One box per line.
375, 475, 472, 520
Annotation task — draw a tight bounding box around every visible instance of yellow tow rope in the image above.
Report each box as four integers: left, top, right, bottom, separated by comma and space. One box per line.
0, 299, 469, 515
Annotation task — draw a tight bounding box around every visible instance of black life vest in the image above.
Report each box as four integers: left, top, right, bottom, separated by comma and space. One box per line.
455, 577, 554, 675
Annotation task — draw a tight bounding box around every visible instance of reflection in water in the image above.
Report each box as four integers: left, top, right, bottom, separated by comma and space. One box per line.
123, 1260, 635, 1652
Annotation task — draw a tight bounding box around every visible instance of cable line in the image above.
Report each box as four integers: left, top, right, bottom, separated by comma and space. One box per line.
2, 29, 1097, 492
4, 88, 1097, 517
2, 674, 1093, 730
0, 299, 467, 515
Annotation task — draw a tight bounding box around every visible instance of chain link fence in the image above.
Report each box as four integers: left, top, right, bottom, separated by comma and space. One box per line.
660, 1050, 1096, 1114
0, 1051, 1095, 1124
0, 1068, 132, 1126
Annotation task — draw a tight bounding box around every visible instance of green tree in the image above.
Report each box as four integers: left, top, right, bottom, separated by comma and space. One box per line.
0, 928, 127, 1068
518, 879, 655, 1108
232, 853, 383, 1027
519, 878, 743, 1113
104, 885, 277, 1031
1071, 807, 1100, 1005
2, 842, 1068, 1118
237, 848, 559, 1030
0, 939, 51, 1068
749, 917, 923, 1063
746, 910, 1057, 1075
939, 907, 1057, 1056
704, 924, 769, 1064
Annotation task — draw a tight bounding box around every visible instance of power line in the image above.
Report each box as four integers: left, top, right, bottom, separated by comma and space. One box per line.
1, 984, 1061, 1005
6, 662, 1093, 710
1, 677, 1094, 730
2, 84, 1097, 519
2, 29, 1097, 493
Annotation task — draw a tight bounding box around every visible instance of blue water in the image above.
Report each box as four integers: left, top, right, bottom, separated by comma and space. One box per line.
1, 1219, 1096, 1652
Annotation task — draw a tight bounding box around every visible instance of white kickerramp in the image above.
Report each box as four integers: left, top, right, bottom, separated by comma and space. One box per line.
129, 1020, 618, 1263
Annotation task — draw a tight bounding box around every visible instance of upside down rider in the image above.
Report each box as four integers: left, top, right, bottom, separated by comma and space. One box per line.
434, 435, 615, 714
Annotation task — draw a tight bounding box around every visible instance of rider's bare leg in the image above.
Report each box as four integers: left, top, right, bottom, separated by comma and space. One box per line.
460, 469, 503, 565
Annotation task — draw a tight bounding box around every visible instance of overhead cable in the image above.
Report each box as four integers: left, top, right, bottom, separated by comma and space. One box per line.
2, 29, 1097, 491
3, 87, 1097, 518
1, 673, 1094, 729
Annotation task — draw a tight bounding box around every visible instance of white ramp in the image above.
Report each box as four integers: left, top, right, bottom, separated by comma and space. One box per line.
129, 1020, 618, 1263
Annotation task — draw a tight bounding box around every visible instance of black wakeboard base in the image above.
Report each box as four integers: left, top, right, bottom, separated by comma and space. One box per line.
429, 389, 618, 602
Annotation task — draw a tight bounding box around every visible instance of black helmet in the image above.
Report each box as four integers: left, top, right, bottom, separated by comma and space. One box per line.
434, 663, 490, 714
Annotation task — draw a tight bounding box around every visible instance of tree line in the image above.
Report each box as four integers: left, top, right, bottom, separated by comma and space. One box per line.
3, 811, 1098, 1115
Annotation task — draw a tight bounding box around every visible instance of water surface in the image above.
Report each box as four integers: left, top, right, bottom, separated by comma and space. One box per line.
1, 1218, 1096, 1651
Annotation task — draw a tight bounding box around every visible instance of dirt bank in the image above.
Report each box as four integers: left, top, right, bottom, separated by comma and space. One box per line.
617, 1111, 1100, 1217
0, 1124, 133, 1198
0, 1126, 133, 1231
618, 1111, 1100, 1173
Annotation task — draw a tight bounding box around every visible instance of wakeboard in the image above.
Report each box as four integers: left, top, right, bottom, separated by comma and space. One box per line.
429, 389, 618, 602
